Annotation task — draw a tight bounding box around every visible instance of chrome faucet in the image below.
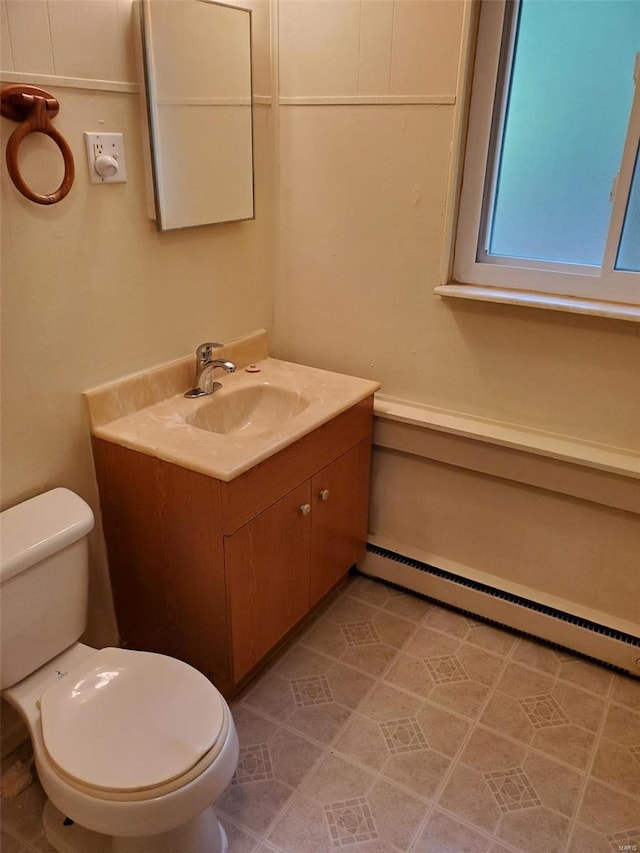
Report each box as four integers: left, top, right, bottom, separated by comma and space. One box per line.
184, 342, 236, 398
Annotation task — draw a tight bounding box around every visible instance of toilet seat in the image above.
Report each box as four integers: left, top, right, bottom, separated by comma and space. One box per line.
40, 648, 226, 797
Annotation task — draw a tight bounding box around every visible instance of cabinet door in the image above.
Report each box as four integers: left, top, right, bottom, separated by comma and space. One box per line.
225, 481, 311, 680
310, 436, 372, 605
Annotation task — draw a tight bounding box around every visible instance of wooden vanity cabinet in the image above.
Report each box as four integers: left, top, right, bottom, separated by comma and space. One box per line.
92, 396, 373, 695
224, 481, 312, 681
310, 438, 372, 605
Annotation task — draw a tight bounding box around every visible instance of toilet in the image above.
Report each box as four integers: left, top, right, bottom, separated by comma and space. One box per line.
0, 488, 239, 853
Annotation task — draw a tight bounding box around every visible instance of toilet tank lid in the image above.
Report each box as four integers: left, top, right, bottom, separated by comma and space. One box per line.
0, 488, 94, 584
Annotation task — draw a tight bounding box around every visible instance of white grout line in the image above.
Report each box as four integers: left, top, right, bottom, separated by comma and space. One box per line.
562, 674, 619, 853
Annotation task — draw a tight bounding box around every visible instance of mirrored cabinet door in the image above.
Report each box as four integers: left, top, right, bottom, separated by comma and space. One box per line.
141, 0, 255, 231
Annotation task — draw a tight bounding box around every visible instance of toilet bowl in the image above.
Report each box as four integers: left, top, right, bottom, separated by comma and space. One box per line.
0, 489, 239, 853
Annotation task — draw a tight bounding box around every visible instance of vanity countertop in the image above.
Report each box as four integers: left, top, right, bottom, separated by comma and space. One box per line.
84, 330, 380, 482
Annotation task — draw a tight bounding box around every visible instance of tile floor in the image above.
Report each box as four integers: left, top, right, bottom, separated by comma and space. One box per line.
2, 573, 639, 853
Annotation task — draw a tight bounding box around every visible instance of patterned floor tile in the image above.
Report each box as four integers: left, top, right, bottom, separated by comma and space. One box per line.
301, 753, 374, 803
286, 701, 352, 745
382, 589, 432, 622
341, 620, 381, 647
412, 808, 492, 853
480, 691, 537, 744
268, 728, 324, 788
416, 701, 472, 757
5, 573, 639, 853
423, 606, 470, 638
405, 626, 462, 660
341, 641, 400, 677
233, 743, 275, 785
511, 637, 562, 676
429, 674, 494, 720
291, 674, 334, 707
216, 815, 262, 853
379, 716, 428, 753
438, 764, 503, 834
575, 778, 640, 842
494, 661, 557, 699
324, 797, 378, 846
365, 779, 427, 849
243, 669, 300, 719
325, 595, 380, 626
326, 661, 376, 710
217, 776, 294, 836
497, 806, 571, 853
268, 792, 335, 852
425, 653, 470, 685
333, 713, 390, 772
532, 721, 599, 771
465, 623, 518, 657
518, 693, 569, 729
460, 726, 528, 774
382, 745, 451, 799
385, 651, 436, 698
552, 680, 607, 732
1, 828, 32, 853
611, 673, 640, 709
346, 575, 393, 608
358, 682, 423, 723
522, 750, 584, 818
591, 734, 640, 798
556, 658, 614, 697
302, 616, 350, 659
484, 767, 541, 812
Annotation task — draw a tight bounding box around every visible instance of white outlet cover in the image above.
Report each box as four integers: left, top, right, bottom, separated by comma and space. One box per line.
83, 132, 128, 184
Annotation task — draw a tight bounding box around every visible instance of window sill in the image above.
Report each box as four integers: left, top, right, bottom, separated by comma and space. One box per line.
435, 284, 640, 322
374, 394, 640, 480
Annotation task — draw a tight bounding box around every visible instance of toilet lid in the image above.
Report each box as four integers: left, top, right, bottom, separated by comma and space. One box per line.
40, 647, 225, 793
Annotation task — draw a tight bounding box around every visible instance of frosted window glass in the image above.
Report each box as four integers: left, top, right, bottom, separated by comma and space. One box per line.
488, 0, 640, 266
616, 145, 640, 272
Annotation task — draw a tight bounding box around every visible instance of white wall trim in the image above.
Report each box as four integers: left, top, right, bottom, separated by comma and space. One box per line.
374, 394, 640, 481
440, 0, 478, 285
435, 283, 640, 323
278, 95, 456, 106
361, 539, 640, 675
0, 70, 139, 94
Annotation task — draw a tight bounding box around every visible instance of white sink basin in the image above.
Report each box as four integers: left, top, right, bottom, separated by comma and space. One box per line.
184, 382, 310, 436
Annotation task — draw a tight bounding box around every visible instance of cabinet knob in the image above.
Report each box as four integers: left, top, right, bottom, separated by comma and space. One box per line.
299, 503, 311, 516
319, 489, 330, 501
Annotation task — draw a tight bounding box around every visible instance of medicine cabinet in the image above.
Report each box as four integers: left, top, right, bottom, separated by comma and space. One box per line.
140, 0, 255, 231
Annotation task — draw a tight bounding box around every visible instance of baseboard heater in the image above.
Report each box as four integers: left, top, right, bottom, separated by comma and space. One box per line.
360, 542, 640, 677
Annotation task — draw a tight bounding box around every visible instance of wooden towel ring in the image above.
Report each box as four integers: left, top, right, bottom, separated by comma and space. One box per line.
1, 84, 75, 205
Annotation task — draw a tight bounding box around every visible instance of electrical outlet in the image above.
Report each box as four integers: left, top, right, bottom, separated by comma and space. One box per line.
83, 132, 127, 184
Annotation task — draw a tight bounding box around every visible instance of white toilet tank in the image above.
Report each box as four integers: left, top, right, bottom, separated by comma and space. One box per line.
0, 488, 94, 689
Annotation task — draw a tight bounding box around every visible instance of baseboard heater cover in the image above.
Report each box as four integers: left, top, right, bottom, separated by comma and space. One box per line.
361, 543, 640, 677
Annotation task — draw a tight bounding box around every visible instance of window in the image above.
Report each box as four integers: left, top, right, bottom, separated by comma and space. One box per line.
450, 0, 640, 311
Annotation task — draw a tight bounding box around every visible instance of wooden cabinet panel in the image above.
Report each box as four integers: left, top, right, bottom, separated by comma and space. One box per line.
93, 396, 374, 695
310, 437, 372, 605
91, 439, 229, 680
222, 396, 373, 534
225, 482, 312, 680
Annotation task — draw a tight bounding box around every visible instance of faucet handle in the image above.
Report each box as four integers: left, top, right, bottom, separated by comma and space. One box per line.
195, 342, 223, 364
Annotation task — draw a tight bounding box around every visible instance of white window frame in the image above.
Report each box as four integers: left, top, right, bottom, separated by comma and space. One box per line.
450, 0, 640, 309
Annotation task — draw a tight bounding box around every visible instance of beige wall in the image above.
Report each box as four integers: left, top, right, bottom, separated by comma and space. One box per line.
2, 0, 638, 745
271, 0, 639, 643
273, 0, 640, 451
1, 0, 275, 651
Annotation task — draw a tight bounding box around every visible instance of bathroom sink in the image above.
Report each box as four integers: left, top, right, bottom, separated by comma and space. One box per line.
85, 329, 381, 481
184, 382, 310, 436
